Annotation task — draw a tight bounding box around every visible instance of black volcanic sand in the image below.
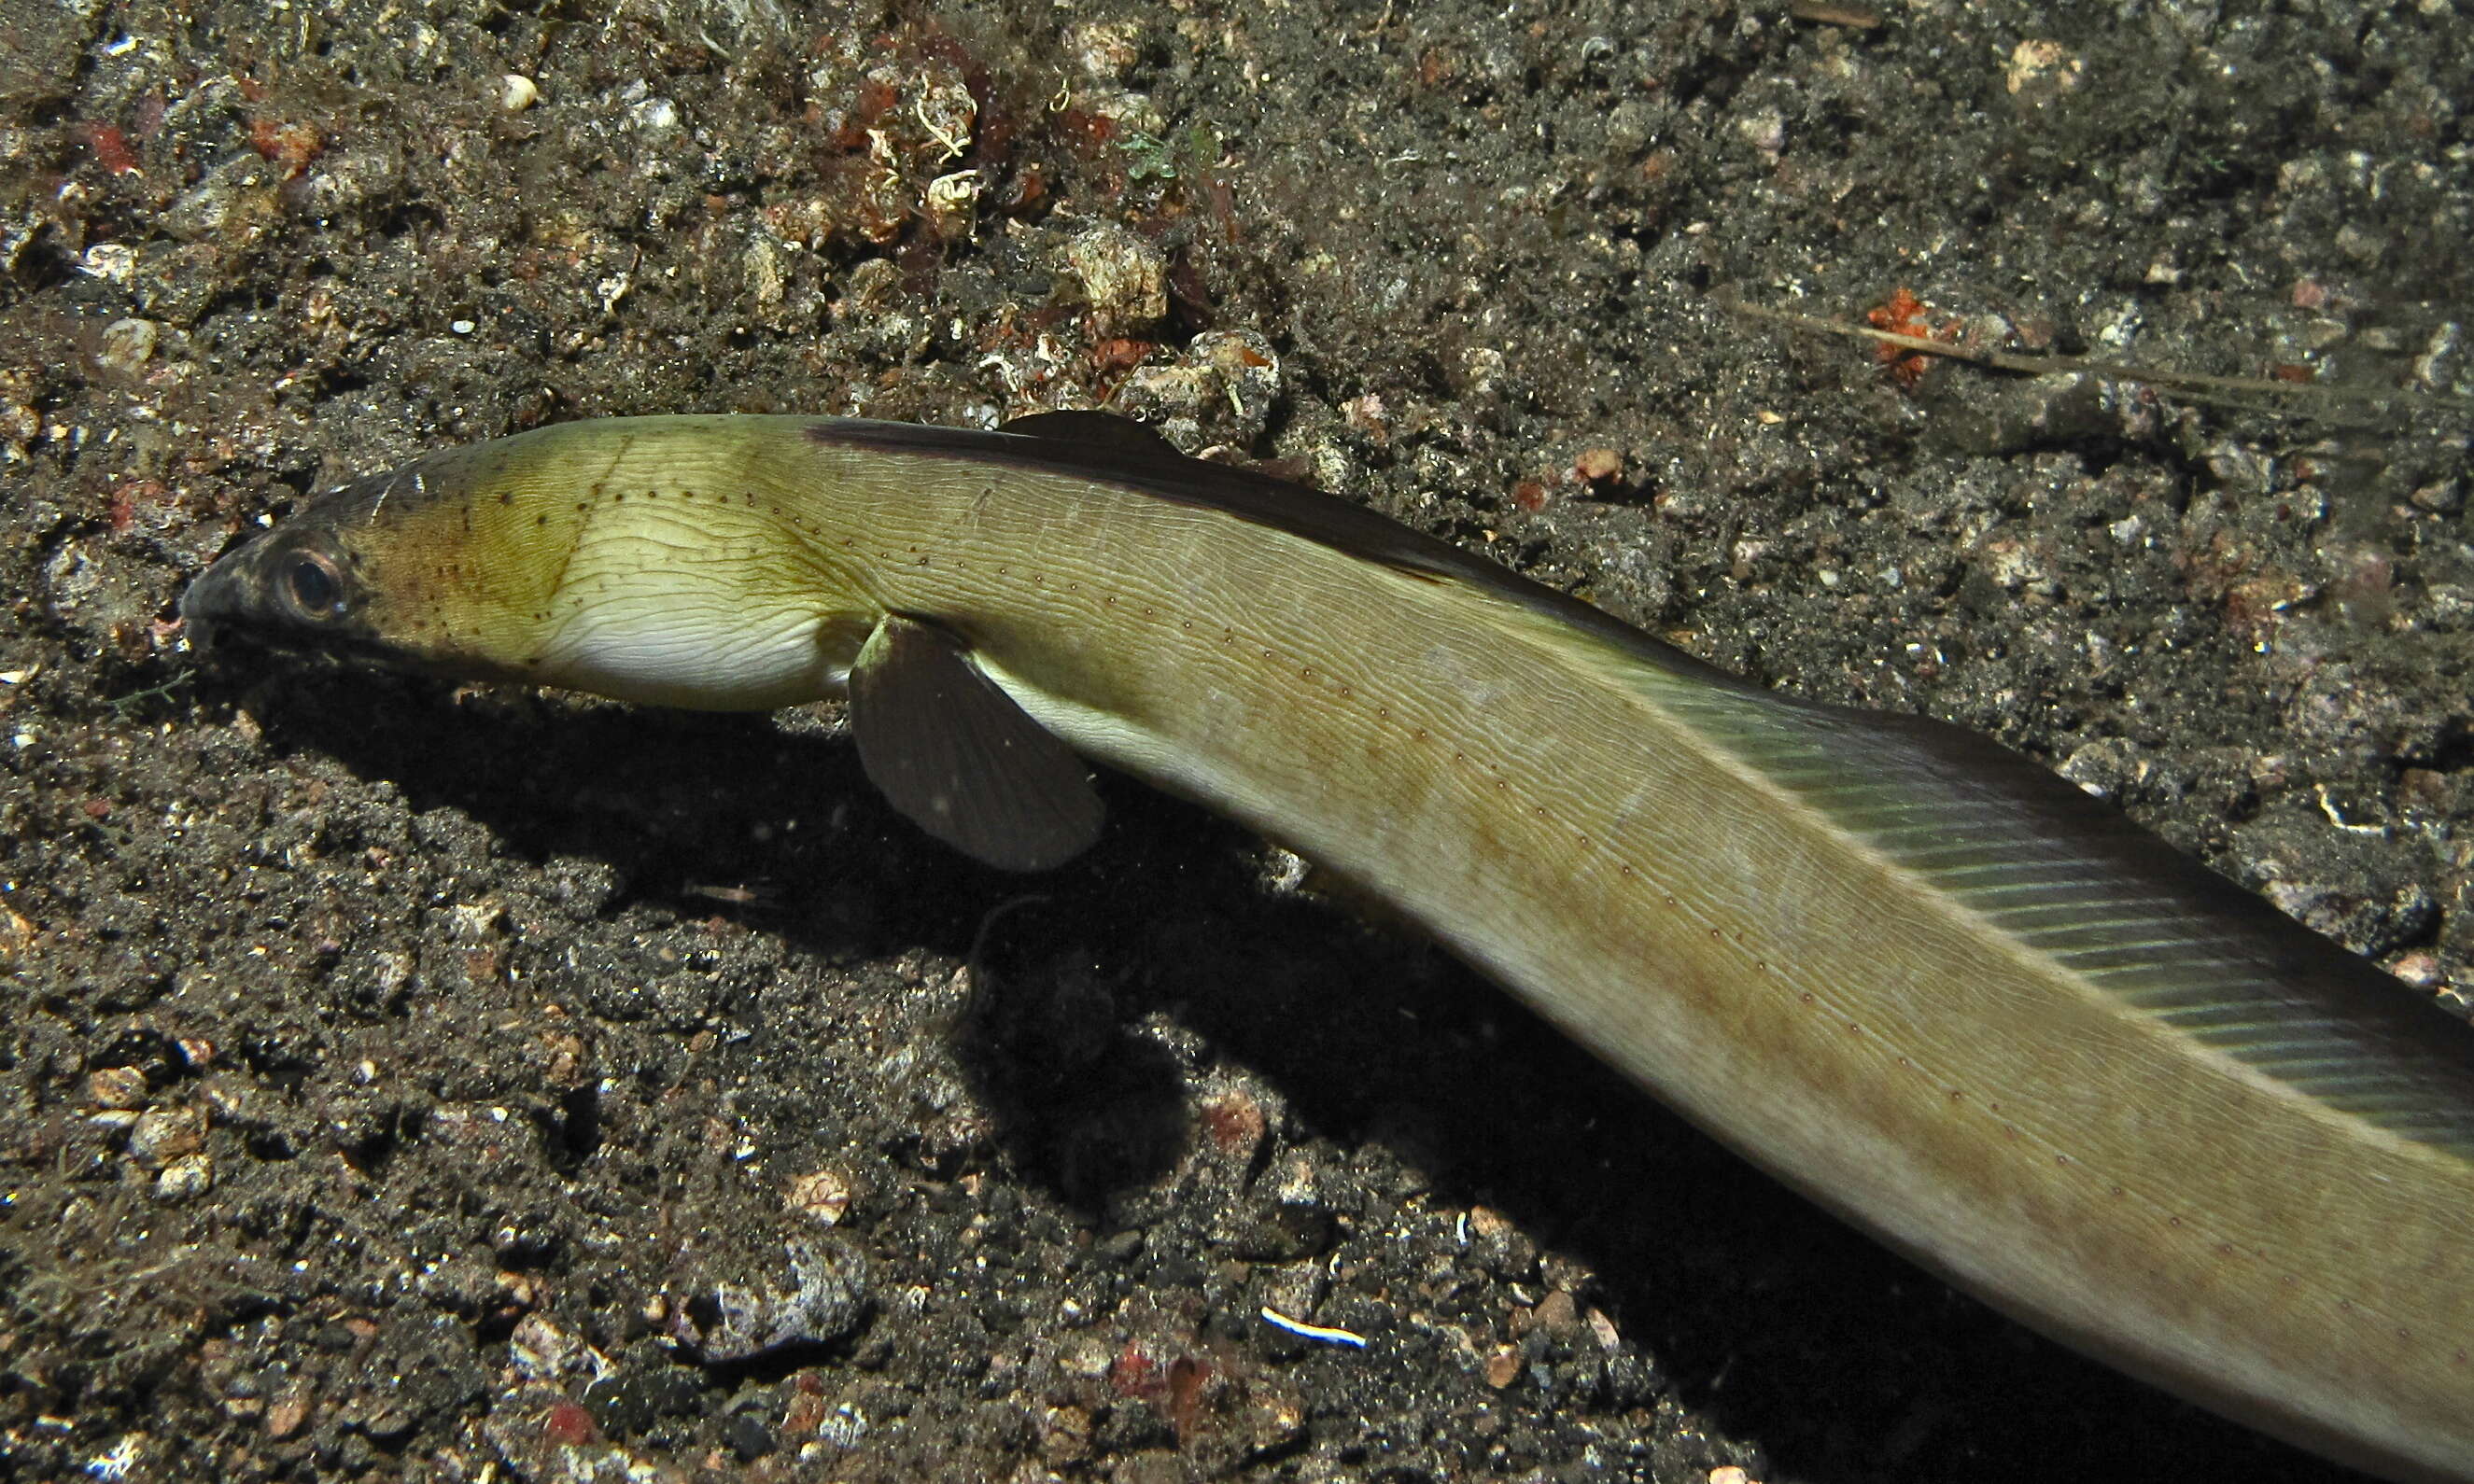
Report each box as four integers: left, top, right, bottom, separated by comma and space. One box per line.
3, 2, 2470, 1480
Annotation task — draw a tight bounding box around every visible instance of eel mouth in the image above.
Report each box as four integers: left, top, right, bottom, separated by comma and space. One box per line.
175, 551, 251, 654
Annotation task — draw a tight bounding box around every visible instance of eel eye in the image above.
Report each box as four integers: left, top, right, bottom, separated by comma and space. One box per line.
282, 550, 347, 622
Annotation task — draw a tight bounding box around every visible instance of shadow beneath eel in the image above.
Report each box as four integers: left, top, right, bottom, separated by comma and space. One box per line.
215, 665, 2365, 1484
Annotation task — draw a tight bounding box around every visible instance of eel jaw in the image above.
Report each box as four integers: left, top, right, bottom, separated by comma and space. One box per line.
176, 548, 252, 654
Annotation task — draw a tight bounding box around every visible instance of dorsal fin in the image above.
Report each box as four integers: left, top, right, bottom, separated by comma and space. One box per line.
998, 409, 1180, 455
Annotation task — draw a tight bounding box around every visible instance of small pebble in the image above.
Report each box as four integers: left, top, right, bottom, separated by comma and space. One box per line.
96, 318, 160, 377
2391, 952, 2443, 988
153, 1151, 213, 1201
1063, 20, 1144, 82
361, 1406, 415, 1443
2004, 39, 2082, 97
2411, 481, 2462, 514
128, 1103, 206, 1167
88, 1066, 148, 1111
1529, 1289, 1581, 1338
814, 1401, 866, 1449
508, 1313, 583, 1381
1572, 447, 1624, 484
923, 170, 981, 239
668, 1236, 868, 1364
1064, 225, 1167, 336
541, 1400, 597, 1447
724, 1410, 775, 1461
1483, 1346, 1521, 1389
629, 95, 679, 135
785, 1168, 853, 1226
1586, 1306, 1622, 1351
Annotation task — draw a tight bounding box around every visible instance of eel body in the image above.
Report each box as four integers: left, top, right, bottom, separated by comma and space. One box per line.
183, 413, 2474, 1481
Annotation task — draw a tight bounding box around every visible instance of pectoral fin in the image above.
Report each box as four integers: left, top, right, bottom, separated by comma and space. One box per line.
848, 615, 1105, 872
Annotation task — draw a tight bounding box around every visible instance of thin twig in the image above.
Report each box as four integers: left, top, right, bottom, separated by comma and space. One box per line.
1724, 296, 2472, 423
